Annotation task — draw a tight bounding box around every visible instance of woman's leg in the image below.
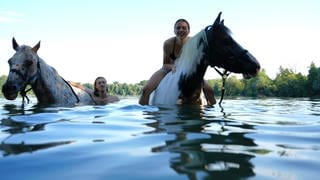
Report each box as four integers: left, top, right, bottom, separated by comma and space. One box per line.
139, 70, 167, 105
203, 80, 216, 105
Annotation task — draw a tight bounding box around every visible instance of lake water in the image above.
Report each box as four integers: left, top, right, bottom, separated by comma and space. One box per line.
0, 97, 319, 180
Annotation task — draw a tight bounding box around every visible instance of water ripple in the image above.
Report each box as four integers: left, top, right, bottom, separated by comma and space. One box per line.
0, 97, 319, 179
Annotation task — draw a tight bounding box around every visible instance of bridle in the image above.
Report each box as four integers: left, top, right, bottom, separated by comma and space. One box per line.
203, 25, 230, 105
9, 57, 79, 104
204, 25, 247, 105
8, 59, 41, 103
213, 67, 230, 105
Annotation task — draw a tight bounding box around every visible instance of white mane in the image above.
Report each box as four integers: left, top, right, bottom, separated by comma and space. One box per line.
176, 30, 207, 75
151, 30, 208, 105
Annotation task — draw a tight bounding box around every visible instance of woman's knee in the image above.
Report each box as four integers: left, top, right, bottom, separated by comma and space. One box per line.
142, 85, 153, 94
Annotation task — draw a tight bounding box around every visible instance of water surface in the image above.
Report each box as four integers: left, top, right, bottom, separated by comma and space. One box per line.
0, 97, 319, 179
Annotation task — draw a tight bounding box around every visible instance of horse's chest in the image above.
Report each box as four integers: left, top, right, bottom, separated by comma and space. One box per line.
178, 89, 202, 105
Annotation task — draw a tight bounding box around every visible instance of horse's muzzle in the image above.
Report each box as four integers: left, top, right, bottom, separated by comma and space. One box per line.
242, 66, 260, 79
2, 82, 19, 100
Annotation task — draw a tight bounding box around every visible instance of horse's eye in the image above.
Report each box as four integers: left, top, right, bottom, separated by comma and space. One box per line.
25, 59, 33, 67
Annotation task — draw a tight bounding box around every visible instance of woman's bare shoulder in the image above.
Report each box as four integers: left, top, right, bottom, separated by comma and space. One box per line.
164, 37, 176, 45
108, 95, 120, 103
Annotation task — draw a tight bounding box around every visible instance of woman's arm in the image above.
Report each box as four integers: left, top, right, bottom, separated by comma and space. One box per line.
68, 81, 93, 94
163, 39, 176, 72
107, 95, 120, 103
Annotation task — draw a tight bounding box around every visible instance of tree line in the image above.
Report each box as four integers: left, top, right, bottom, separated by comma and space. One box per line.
1, 62, 319, 98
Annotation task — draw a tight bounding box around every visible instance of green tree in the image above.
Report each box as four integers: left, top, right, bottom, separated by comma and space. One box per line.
0, 75, 7, 96
273, 67, 307, 97
225, 75, 244, 96
207, 79, 222, 96
2, 62, 318, 98
242, 69, 274, 97
83, 83, 93, 89
306, 62, 320, 96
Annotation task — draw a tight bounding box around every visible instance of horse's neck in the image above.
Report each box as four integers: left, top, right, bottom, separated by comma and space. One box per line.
152, 31, 209, 105
32, 78, 54, 104
32, 58, 77, 104
176, 31, 207, 74
176, 32, 208, 97
178, 58, 208, 97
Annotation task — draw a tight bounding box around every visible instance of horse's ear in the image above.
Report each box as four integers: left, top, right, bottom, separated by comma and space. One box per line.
32, 41, 41, 53
221, 20, 224, 26
213, 12, 222, 27
12, 37, 19, 51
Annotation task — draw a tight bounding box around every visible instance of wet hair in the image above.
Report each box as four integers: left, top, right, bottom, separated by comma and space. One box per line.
94, 76, 107, 96
174, 19, 190, 30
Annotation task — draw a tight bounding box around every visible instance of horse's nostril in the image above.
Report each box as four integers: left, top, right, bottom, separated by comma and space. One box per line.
2, 83, 18, 92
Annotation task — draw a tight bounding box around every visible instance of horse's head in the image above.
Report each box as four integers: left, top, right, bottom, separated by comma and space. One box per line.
205, 12, 260, 78
2, 38, 41, 100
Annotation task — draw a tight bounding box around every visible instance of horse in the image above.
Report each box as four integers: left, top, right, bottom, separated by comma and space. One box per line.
1, 38, 94, 106
151, 12, 260, 105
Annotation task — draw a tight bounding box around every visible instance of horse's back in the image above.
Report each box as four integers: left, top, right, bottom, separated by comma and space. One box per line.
152, 71, 209, 106
152, 71, 181, 105
71, 87, 94, 105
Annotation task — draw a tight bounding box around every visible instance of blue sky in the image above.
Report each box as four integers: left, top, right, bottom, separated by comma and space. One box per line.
1, 0, 319, 83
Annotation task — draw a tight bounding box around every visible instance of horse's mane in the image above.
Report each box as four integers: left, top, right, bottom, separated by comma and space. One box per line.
175, 30, 207, 75
152, 30, 208, 105
152, 13, 260, 106
175, 24, 234, 74
32, 55, 80, 104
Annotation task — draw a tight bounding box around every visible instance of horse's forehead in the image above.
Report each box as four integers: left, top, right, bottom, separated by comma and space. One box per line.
207, 25, 231, 39
12, 45, 36, 62
215, 30, 230, 40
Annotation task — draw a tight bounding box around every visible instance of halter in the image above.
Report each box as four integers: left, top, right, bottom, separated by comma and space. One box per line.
10, 58, 80, 105
204, 25, 250, 105
203, 26, 231, 105
9, 60, 40, 103
214, 67, 230, 105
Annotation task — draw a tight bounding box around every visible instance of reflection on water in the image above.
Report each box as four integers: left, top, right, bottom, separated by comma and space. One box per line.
1, 104, 73, 156
145, 105, 257, 179
0, 97, 320, 179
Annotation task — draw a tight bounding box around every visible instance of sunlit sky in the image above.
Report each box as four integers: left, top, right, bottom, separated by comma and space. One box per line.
1, 0, 319, 83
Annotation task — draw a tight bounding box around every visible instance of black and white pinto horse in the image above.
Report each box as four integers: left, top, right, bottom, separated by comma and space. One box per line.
2, 38, 93, 106
151, 12, 260, 105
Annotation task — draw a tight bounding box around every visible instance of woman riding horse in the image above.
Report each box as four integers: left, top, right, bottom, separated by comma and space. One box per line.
151, 12, 260, 105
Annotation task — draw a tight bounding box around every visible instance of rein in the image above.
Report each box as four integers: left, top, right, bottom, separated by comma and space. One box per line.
62, 77, 80, 103
214, 67, 230, 105
20, 87, 32, 104
204, 26, 232, 105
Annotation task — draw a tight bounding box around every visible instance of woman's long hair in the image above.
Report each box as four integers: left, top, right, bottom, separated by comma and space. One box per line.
93, 76, 107, 96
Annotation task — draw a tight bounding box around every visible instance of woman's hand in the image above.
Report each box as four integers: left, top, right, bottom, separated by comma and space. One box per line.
171, 64, 176, 72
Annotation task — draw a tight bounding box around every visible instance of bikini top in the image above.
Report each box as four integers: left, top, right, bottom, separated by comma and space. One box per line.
169, 38, 177, 60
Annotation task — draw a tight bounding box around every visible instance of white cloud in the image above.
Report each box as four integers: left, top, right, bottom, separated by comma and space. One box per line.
0, 10, 24, 23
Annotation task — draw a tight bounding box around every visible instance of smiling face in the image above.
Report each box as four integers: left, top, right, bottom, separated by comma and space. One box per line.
174, 20, 190, 41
